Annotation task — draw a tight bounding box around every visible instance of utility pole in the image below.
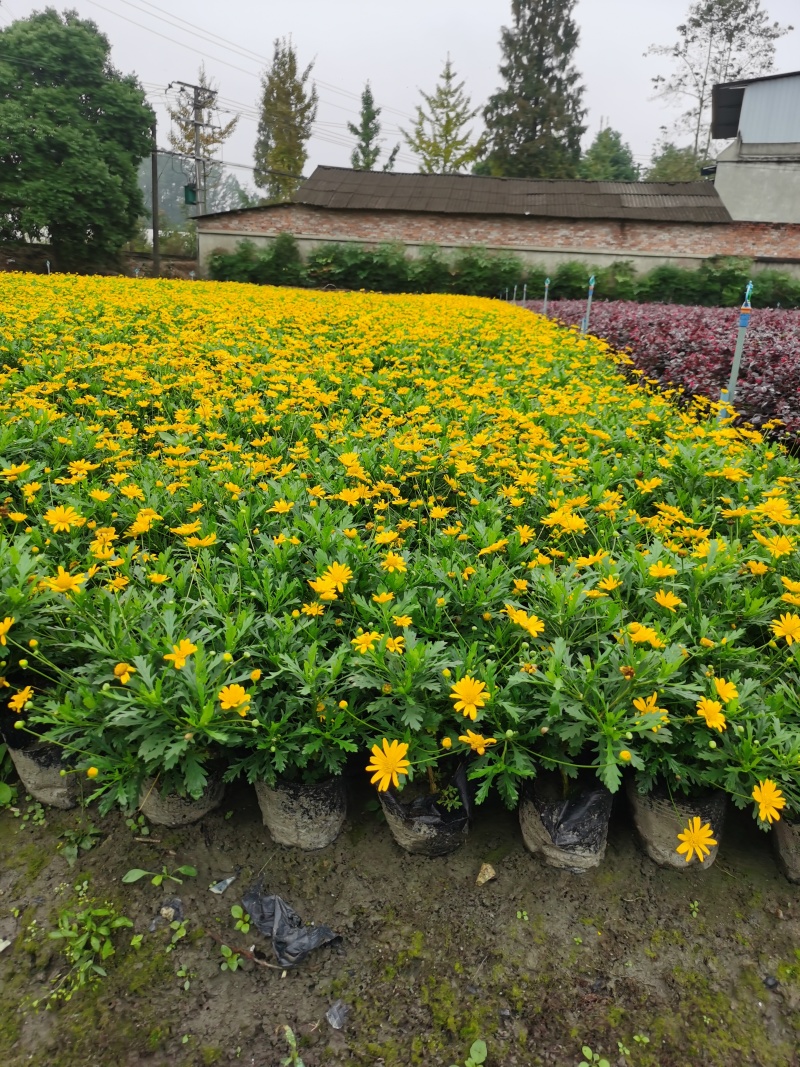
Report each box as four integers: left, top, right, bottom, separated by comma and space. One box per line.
170, 80, 218, 218
151, 120, 161, 278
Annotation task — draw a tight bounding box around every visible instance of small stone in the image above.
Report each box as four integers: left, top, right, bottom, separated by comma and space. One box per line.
476, 863, 496, 886
763, 975, 780, 991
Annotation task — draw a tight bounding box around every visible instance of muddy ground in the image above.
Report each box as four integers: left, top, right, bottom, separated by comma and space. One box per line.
0, 777, 798, 1067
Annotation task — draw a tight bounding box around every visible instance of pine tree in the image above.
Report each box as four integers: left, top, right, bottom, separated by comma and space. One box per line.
648, 0, 793, 160
578, 127, 639, 181
254, 38, 318, 201
403, 58, 483, 173
348, 83, 399, 171
483, 0, 586, 179
644, 142, 704, 181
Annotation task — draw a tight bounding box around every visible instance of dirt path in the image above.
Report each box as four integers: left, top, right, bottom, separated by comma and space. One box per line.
1, 780, 798, 1067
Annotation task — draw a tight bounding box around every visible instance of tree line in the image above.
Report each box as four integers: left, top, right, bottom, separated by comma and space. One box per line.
0, 1, 792, 265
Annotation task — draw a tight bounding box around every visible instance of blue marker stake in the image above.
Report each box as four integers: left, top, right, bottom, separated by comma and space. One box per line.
543, 277, 551, 317
581, 275, 596, 335
718, 281, 754, 421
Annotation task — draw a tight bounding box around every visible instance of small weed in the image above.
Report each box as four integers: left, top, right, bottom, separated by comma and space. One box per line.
219, 944, 241, 972
573, 936, 583, 945
176, 965, 195, 991
130, 933, 143, 950
516, 910, 529, 922
633, 1033, 650, 1045
125, 814, 150, 836
579, 1047, 610, 1067
58, 823, 102, 867
437, 784, 462, 812
281, 1025, 305, 1067
165, 919, 188, 953
449, 1039, 487, 1066
13, 797, 47, 828
122, 864, 197, 887
617, 1039, 631, 1056
689, 900, 700, 918
38, 882, 133, 1005
231, 904, 251, 934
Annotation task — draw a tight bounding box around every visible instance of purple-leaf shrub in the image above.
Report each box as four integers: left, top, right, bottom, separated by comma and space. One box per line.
536, 300, 800, 437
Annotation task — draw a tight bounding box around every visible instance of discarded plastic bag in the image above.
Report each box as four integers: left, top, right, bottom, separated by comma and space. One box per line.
242, 880, 340, 968
379, 763, 472, 857
519, 773, 613, 873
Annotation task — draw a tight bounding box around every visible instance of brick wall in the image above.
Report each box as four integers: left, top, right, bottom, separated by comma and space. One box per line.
198, 203, 800, 277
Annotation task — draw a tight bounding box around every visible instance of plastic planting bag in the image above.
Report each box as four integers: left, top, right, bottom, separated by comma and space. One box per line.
242, 880, 340, 968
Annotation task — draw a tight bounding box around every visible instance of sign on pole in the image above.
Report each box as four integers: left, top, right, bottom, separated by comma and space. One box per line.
543, 277, 551, 317
580, 275, 596, 335
718, 281, 754, 422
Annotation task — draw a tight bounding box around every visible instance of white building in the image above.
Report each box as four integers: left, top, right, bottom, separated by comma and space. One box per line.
712, 70, 800, 224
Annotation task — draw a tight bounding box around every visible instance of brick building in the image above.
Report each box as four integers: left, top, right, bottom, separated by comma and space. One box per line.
196, 166, 800, 278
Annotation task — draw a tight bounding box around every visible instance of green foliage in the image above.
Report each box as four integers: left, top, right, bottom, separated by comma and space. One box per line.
0, 10, 154, 266
42, 882, 133, 1004
483, 0, 586, 178
643, 142, 702, 182
219, 943, 241, 972
348, 82, 399, 173
230, 905, 251, 934
208, 239, 800, 308
253, 38, 317, 201
579, 1046, 610, 1067
403, 58, 483, 174
450, 1039, 488, 1067
579, 128, 639, 181
281, 1026, 306, 1067
122, 865, 197, 886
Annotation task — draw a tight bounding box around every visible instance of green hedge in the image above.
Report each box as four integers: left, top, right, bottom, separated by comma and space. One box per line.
206, 236, 800, 308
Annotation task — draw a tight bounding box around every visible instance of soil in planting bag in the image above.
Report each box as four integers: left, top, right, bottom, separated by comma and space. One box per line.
242, 879, 340, 968
519, 774, 613, 873
772, 817, 800, 884
380, 763, 472, 857
0, 721, 78, 810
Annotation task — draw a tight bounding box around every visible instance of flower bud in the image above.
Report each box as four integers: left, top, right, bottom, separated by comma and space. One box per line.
505, 729, 515, 740
708, 740, 717, 749
625, 732, 633, 741
270, 745, 276, 753
18, 659, 28, 669
14, 719, 24, 728
540, 726, 549, 735
102, 683, 110, 691
222, 652, 233, 662
28, 639, 38, 649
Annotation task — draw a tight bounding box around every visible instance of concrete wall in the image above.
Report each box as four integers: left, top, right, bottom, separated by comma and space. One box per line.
197, 202, 800, 278
714, 158, 800, 225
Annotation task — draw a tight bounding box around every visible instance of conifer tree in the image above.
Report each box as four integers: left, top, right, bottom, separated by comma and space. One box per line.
254, 38, 318, 201
483, 0, 586, 179
403, 58, 483, 173
578, 127, 639, 181
348, 82, 399, 171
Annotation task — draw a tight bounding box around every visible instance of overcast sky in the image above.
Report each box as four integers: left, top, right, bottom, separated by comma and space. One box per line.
2, 0, 798, 186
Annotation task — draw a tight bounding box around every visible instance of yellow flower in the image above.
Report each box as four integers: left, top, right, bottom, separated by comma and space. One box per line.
7, 511, 26, 522
781, 576, 800, 593
477, 538, 509, 557
458, 730, 497, 756
696, 697, 726, 732
44, 504, 84, 532
148, 572, 170, 584
301, 601, 325, 616
170, 520, 202, 536
633, 692, 667, 717
321, 561, 353, 591
627, 623, 664, 649
699, 637, 716, 648
649, 561, 678, 578
268, 499, 294, 514
163, 639, 198, 670
381, 551, 407, 574
374, 529, 399, 544
653, 589, 682, 612
185, 533, 217, 548
365, 738, 410, 792
771, 612, 800, 646
250, 669, 262, 682
87, 766, 99, 779
752, 779, 785, 824
0, 616, 13, 646
441, 737, 452, 749
753, 531, 793, 558
44, 566, 86, 595
8, 685, 34, 713
713, 677, 738, 703
308, 576, 338, 601
106, 575, 129, 592
513, 579, 529, 592
598, 575, 622, 591
676, 818, 718, 863
219, 684, 249, 715
89, 489, 111, 502
385, 636, 405, 654
113, 662, 135, 684
372, 591, 395, 604
351, 631, 381, 653
619, 750, 632, 762
392, 614, 412, 627
450, 676, 488, 721
745, 560, 769, 576
343, 528, 359, 539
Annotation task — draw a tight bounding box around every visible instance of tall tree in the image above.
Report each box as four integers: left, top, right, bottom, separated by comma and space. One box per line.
644, 142, 704, 181
348, 82, 399, 171
254, 38, 318, 201
403, 58, 483, 173
578, 127, 639, 181
0, 9, 153, 266
482, 0, 586, 179
648, 0, 793, 161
